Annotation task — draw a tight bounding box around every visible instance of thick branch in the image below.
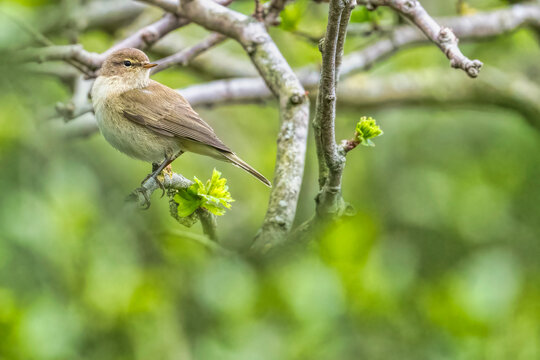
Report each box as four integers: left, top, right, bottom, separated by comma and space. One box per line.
159, 0, 309, 252
175, 3, 540, 105
25, 0, 235, 73
336, 68, 540, 130
359, 0, 483, 77
312, 0, 356, 219
19, 15, 185, 72
57, 68, 540, 137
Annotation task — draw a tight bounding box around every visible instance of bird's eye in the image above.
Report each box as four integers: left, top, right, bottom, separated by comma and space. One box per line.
124, 60, 132, 67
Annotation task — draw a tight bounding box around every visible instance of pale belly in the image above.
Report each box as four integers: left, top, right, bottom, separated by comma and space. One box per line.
95, 107, 181, 163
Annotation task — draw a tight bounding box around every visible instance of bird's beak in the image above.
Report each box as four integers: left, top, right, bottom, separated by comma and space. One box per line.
143, 63, 158, 69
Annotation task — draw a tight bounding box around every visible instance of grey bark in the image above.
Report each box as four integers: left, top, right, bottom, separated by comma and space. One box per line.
359, 0, 483, 77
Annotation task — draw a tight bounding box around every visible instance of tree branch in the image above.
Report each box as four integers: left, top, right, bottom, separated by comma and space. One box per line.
174, 3, 540, 105
56, 67, 540, 137
312, 0, 355, 218
43, 1, 147, 34
342, 3, 540, 77
264, 0, 289, 26
15, 45, 101, 69
148, 0, 309, 252
99, 13, 190, 62
23, 0, 236, 74
359, 0, 483, 77
152, 32, 227, 74
126, 171, 219, 241
336, 68, 540, 130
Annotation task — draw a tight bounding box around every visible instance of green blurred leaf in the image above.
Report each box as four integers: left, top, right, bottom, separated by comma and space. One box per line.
350, 7, 380, 24
279, 0, 309, 31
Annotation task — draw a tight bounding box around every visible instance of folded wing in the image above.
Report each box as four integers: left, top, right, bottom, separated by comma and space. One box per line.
118, 80, 231, 153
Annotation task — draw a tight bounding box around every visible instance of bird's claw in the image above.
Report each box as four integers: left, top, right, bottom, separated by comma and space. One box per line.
155, 175, 166, 198
136, 161, 174, 206
142, 169, 168, 197
125, 186, 151, 209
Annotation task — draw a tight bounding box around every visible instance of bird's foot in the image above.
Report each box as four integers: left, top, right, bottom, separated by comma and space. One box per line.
129, 186, 152, 210
141, 171, 166, 198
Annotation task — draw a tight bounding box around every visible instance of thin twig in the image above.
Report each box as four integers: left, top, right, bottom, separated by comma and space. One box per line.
152, 33, 227, 74
359, 0, 483, 77
253, 0, 264, 21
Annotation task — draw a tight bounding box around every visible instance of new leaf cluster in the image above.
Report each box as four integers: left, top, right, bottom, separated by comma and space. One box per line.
355, 116, 383, 147
174, 169, 234, 217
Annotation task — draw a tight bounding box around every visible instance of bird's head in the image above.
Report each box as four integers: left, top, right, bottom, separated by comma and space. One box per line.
99, 48, 157, 86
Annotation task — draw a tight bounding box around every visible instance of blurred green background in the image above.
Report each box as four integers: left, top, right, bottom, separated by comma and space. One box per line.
1, 0, 539, 359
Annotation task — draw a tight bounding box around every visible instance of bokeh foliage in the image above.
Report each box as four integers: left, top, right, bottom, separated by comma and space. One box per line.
0, 0, 539, 359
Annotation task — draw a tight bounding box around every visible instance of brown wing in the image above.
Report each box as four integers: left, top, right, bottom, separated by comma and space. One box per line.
118, 80, 231, 152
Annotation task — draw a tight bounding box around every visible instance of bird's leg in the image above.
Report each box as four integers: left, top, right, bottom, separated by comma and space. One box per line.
139, 151, 184, 202
141, 162, 161, 184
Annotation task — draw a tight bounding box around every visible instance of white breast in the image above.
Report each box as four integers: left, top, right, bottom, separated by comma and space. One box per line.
91, 77, 181, 163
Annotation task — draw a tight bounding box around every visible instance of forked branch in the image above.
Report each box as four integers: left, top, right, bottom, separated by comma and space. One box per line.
359, 0, 483, 77
313, 0, 356, 217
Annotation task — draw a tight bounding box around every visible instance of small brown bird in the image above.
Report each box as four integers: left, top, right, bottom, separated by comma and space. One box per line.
91, 48, 271, 200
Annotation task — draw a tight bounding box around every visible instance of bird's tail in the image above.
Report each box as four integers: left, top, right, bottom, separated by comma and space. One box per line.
221, 152, 272, 187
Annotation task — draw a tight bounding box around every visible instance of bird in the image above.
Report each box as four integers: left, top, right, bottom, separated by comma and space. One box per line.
91, 48, 271, 205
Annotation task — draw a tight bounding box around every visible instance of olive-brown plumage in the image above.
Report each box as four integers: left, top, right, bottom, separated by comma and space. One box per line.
91, 48, 271, 187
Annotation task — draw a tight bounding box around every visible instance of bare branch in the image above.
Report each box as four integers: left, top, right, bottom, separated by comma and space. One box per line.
253, 0, 265, 22
265, 0, 289, 26
359, 0, 483, 77
139, 0, 234, 14
313, 0, 356, 217
180, 77, 271, 105
42, 1, 147, 34
177, 3, 540, 105
335, 0, 355, 80
15, 44, 101, 72
55, 75, 94, 121
57, 67, 540, 138
343, 3, 540, 76
138, 0, 180, 14
80, 1, 147, 31
157, 0, 310, 252
152, 32, 227, 74
336, 68, 540, 130
22, 0, 236, 75
99, 13, 189, 62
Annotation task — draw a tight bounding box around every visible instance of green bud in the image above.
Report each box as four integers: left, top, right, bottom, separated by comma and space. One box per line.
355, 116, 383, 147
